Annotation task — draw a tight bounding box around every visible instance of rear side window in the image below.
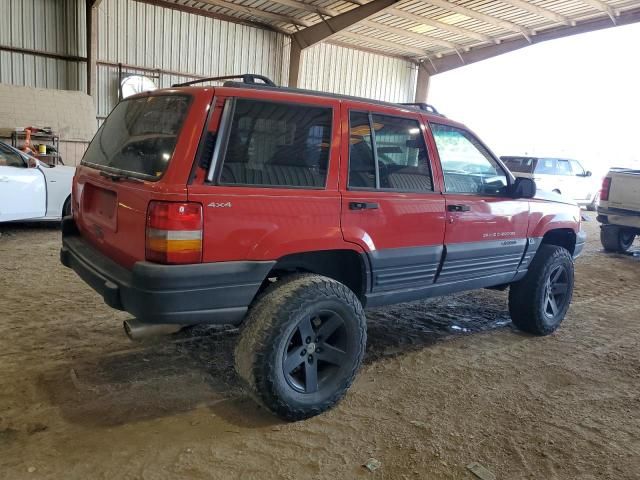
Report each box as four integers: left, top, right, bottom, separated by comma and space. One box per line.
348, 111, 433, 192
82, 95, 191, 180
218, 99, 332, 188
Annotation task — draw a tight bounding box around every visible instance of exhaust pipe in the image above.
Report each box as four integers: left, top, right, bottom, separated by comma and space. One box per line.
123, 319, 183, 341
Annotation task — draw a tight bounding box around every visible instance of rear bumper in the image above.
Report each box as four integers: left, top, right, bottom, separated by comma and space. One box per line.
573, 228, 587, 259
597, 206, 640, 230
60, 218, 274, 325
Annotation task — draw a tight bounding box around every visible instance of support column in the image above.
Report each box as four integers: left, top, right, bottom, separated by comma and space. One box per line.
288, 0, 400, 88
86, 0, 101, 97
414, 63, 430, 103
288, 42, 302, 88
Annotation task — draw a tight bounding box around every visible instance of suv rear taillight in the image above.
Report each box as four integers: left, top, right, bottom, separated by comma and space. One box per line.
146, 201, 203, 264
600, 177, 612, 202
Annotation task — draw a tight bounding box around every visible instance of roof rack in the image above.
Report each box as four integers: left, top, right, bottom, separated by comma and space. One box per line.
180, 77, 444, 116
172, 74, 276, 88
399, 103, 441, 115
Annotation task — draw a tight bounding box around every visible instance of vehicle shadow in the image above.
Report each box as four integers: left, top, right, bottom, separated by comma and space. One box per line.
38, 290, 512, 429
0, 221, 60, 236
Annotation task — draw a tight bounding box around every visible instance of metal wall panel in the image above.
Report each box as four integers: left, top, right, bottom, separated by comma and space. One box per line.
94, 0, 289, 120
0, 0, 85, 89
298, 42, 418, 103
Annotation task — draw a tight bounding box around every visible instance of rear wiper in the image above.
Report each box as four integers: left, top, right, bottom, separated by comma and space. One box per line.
99, 170, 144, 183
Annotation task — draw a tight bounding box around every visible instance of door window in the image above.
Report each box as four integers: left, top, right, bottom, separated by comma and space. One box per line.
556, 159, 572, 176
348, 111, 433, 192
535, 158, 556, 174
431, 123, 507, 195
218, 99, 332, 188
348, 112, 376, 188
569, 160, 584, 176
0, 144, 26, 168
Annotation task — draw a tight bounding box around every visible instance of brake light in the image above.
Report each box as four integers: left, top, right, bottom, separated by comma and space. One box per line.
146, 201, 203, 264
600, 177, 612, 201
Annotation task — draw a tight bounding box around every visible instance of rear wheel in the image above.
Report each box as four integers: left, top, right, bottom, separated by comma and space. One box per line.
600, 225, 635, 252
509, 244, 574, 335
235, 274, 366, 421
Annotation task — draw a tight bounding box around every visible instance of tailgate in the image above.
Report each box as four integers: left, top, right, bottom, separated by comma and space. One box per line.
75, 170, 157, 269
73, 89, 213, 268
609, 171, 640, 211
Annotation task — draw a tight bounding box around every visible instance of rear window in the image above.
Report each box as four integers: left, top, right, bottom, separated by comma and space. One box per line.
82, 95, 191, 180
502, 157, 537, 174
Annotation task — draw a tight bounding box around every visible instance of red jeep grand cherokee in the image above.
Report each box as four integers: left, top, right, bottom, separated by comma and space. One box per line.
61, 74, 586, 420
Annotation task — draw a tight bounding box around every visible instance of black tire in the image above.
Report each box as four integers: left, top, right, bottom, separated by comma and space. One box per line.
600, 225, 635, 253
62, 196, 72, 217
235, 274, 367, 421
509, 244, 574, 335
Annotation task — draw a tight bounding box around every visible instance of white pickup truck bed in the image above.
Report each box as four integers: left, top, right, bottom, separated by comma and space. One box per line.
597, 169, 640, 252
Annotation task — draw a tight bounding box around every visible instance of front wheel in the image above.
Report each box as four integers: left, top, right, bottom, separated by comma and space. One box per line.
509, 244, 574, 335
600, 225, 635, 253
235, 274, 367, 421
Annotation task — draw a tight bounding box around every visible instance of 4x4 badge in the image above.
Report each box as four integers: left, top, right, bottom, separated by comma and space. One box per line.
208, 201, 232, 208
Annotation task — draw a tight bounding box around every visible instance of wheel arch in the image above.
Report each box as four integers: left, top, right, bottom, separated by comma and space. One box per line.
262, 249, 369, 301
540, 228, 577, 255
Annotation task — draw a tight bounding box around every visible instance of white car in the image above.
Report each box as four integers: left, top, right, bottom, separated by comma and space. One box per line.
501, 156, 600, 210
0, 141, 75, 222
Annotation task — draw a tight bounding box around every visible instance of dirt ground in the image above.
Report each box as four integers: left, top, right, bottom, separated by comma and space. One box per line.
1, 218, 639, 480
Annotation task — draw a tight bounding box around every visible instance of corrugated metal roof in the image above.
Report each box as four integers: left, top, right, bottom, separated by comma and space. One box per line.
151, 0, 640, 62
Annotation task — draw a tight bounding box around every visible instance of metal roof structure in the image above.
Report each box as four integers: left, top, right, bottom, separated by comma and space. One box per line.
139, 0, 640, 77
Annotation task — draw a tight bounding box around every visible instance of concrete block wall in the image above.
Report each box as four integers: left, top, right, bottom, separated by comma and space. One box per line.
0, 83, 96, 165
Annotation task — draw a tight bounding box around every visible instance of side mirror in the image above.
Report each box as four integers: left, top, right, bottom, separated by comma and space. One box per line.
511, 177, 536, 199
27, 157, 39, 168
584, 170, 592, 177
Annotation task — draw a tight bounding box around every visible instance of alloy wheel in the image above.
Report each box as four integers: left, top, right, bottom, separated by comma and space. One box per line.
543, 265, 570, 319
282, 311, 350, 394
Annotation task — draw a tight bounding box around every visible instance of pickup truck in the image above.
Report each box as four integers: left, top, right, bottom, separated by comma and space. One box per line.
597, 168, 640, 252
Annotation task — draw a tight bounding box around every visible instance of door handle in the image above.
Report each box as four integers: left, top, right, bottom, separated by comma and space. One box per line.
349, 201, 379, 210
447, 204, 471, 212
0, 176, 10, 182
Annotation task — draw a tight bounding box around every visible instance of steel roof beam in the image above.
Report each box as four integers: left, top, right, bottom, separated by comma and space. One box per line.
135, 0, 282, 32
417, 0, 533, 41
577, 0, 620, 23
198, 0, 312, 27
385, 7, 494, 43
422, 6, 640, 74
266, 0, 341, 18
497, 0, 575, 26
336, 31, 428, 55
292, 0, 401, 49
359, 19, 459, 49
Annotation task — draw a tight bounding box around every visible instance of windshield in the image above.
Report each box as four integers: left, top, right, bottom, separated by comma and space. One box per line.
82, 95, 191, 180
502, 157, 537, 174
